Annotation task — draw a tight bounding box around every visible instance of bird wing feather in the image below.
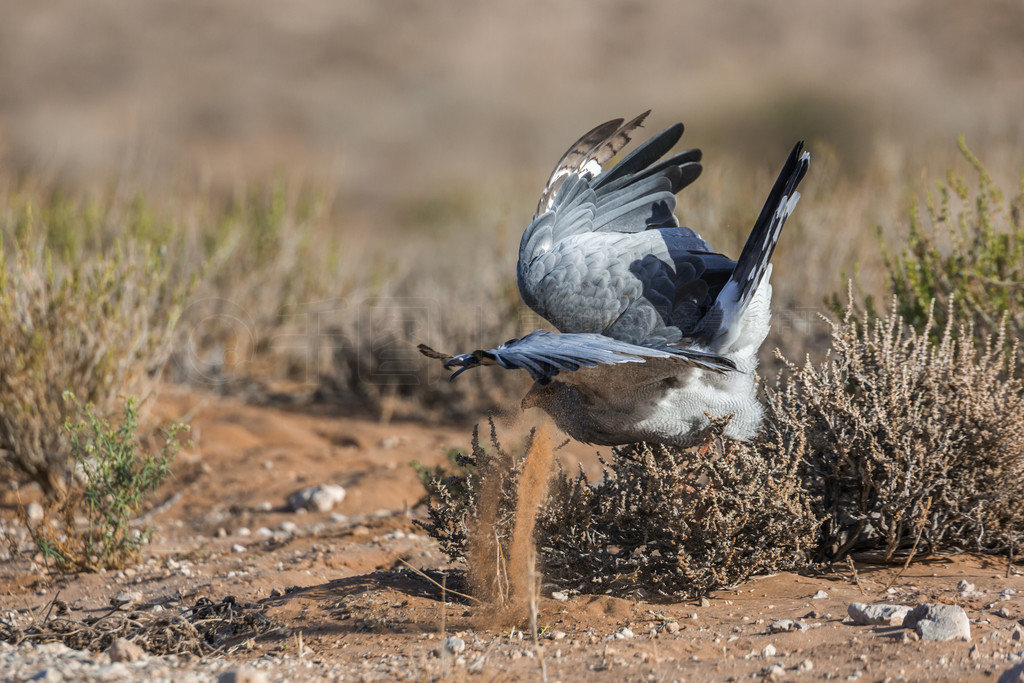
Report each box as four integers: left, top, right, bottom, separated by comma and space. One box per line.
418, 330, 735, 382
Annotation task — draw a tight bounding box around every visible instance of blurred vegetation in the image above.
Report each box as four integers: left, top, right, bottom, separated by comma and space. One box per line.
0, 191, 187, 493
832, 138, 1024, 350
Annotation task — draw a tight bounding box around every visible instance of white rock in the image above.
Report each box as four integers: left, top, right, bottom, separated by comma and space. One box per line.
112, 591, 142, 607
798, 659, 814, 672
811, 590, 829, 600
256, 527, 273, 538
551, 591, 569, 602
765, 663, 786, 680
903, 603, 971, 642
288, 484, 346, 512
279, 521, 298, 534
848, 602, 913, 626
255, 501, 273, 512
762, 643, 776, 657
231, 544, 246, 553
768, 619, 809, 633
236, 527, 251, 537
442, 636, 466, 655
26, 502, 45, 524
958, 579, 976, 593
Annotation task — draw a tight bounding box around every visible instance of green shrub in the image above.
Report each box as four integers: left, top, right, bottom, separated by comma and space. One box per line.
26, 393, 187, 573
839, 138, 1024, 345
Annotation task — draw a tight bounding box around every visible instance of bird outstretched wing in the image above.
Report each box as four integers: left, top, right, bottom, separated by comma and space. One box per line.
517, 118, 715, 345
418, 330, 735, 382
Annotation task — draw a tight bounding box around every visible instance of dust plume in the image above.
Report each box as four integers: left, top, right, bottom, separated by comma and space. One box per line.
469, 421, 556, 627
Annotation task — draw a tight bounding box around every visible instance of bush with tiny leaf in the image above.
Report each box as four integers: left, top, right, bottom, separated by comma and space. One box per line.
21, 393, 187, 574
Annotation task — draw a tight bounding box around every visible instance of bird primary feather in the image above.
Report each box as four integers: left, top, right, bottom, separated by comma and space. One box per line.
419, 113, 809, 446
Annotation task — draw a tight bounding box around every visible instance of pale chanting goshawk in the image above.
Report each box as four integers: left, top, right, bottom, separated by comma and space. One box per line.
420, 111, 809, 446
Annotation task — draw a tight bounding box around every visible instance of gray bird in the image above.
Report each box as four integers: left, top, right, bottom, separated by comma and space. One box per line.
419, 111, 809, 446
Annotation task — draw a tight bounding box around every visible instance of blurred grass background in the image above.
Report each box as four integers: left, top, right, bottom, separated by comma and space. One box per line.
2, 0, 1023, 419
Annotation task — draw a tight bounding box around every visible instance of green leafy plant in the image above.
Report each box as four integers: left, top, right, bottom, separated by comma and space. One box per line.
25, 393, 188, 574
833, 138, 1024, 346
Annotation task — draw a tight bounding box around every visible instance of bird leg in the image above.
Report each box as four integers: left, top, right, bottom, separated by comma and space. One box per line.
417, 344, 497, 380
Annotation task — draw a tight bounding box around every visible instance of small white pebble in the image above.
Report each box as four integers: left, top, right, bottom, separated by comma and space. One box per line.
232, 544, 246, 553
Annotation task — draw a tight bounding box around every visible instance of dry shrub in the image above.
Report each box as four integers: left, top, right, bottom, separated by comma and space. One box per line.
769, 297, 1024, 560
419, 418, 819, 601
0, 595, 276, 657
0, 236, 184, 494
537, 426, 818, 600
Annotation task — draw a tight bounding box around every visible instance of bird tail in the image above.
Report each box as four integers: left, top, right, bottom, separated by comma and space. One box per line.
700, 142, 809, 346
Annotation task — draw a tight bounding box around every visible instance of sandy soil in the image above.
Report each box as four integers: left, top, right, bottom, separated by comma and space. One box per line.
2, 385, 1023, 681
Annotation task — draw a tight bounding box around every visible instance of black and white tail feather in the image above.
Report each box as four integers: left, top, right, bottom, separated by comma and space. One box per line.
697, 142, 809, 348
